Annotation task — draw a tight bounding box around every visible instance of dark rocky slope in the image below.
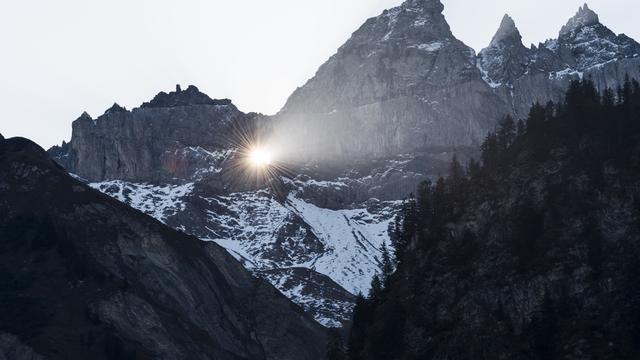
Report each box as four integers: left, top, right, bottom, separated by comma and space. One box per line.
346, 79, 640, 359
0, 136, 326, 360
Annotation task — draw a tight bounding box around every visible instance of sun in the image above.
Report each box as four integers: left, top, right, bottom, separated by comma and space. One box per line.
249, 148, 272, 167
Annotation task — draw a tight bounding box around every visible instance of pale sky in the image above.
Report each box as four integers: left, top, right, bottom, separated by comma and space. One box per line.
0, 0, 637, 148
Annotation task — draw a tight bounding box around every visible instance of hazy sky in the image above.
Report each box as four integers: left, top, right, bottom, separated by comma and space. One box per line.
1, 0, 637, 148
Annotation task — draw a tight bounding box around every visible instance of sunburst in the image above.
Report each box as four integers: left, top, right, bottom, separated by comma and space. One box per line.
214, 117, 294, 197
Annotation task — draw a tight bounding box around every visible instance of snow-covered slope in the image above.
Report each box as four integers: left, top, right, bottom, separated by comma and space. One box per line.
89, 175, 402, 327
90, 181, 194, 222
283, 194, 397, 295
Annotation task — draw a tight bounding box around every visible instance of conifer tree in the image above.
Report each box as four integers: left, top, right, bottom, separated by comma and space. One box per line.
497, 115, 516, 151
448, 154, 467, 215
369, 275, 383, 301
380, 243, 394, 282
326, 328, 346, 360
481, 132, 499, 168
516, 119, 526, 137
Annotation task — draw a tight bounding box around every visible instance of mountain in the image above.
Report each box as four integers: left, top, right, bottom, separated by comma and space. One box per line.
47, 1, 640, 329
274, 0, 507, 160
275, 1, 640, 161
478, 4, 640, 117
477, 14, 533, 90
0, 136, 326, 359
345, 79, 640, 359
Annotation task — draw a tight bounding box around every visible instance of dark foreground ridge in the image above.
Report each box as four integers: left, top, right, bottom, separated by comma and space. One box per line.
0, 137, 326, 360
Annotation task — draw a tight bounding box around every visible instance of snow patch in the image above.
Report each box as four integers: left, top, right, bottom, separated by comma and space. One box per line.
89, 181, 194, 223
409, 42, 443, 52
476, 61, 502, 88
285, 194, 396, 295
550, 68, 584, 80
413, 18, 428, 27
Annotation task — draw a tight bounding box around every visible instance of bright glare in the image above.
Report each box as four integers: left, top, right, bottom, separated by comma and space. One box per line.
249, 148, 272, 167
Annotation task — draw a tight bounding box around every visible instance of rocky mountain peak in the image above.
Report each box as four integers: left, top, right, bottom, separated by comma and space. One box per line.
103, 102, 127, 115
478, 14, 530, 89
560, 3, 600, 36
140, 84, 232, 109
490, 14, 522, 46
78, 111, 93, 121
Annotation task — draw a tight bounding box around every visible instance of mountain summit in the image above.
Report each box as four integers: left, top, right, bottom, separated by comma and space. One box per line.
490, 14, 521, 46
478, 14, 529, 88
141, 85, 232, 108
560, 3, 600, 36
50, 85, 250, 183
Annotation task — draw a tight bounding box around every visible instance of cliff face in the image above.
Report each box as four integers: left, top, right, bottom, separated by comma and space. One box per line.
275, 0, 507, 160
51, 85, 254, 183
0, 137, 326, 360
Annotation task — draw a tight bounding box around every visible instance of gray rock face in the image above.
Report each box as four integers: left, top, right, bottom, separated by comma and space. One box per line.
560, 4, 600, 36
50, 86, 253, 183
477, 15, 533, 88
274, 0, 507, 161
141, 85, 233, 108
0, 137, 326, 360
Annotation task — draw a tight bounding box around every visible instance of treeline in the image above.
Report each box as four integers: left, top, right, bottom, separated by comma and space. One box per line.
330, 77, 640, 360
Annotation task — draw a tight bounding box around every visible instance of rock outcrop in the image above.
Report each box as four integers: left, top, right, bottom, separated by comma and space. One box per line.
0, 136, 326, 360
49, 85, 255, 183
141, 85, 233, 108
